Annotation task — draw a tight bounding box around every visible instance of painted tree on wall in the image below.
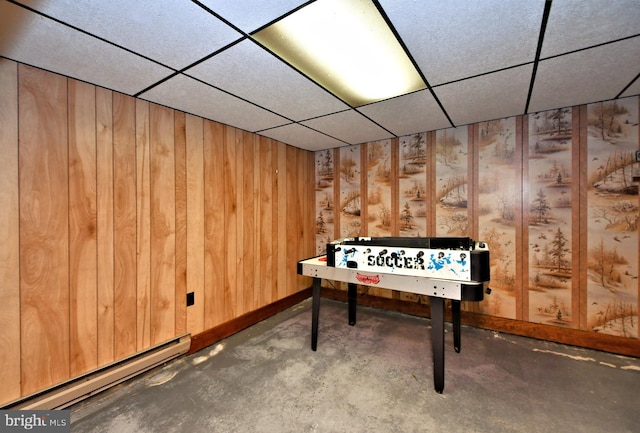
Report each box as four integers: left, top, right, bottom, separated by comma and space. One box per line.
436, 127, 468, 237
367, 139, 392, 237
339, 145, 361, 238
528, 108, 573, 326
315, 149, 334, 254
586, 97, 638, 338
399, 133, 427, 236
477, 118, 517, 319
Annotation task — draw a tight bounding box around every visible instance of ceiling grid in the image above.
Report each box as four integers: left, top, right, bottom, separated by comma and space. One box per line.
0, 0, 638, 151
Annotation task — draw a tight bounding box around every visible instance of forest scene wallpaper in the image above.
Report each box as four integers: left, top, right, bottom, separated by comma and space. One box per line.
435, 127, 469, 238
315, 95, 639, 341
478, 118, 518, 319
586, 98, 638, 338
315, 149, 334, 255
339, 145, 361, 239
527, 107, 574, 326
399, 133, 427, 237
367, 139, 392, 238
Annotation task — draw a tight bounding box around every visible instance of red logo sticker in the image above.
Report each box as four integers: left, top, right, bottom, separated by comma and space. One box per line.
357, 273, 380, 284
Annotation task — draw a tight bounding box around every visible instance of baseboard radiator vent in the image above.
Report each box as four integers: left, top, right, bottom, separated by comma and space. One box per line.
6, 334, 191, 410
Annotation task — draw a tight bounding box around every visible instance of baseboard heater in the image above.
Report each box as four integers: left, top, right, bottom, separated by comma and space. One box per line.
5, 334, 191, 410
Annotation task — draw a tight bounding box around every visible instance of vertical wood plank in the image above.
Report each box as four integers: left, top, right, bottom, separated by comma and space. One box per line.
68, 80, 98, 376
175, 111, 188, 335
0, 59, 21, 404
286, 146, 297, 295
19, 65, 70, 395
242, 130, 256, 313
578, 105, 589, 330
96, 87, 114, 367
252, 134, 262, 310
571, 106, 582, 330
186, 114, 205, 334
235, 129, 245, 315
301, 147, 312, 280
303, 148, 315, 288
260, 136, 274, 307
150, 104, 176, 345
515, 115, 525, 321
113, 92, 137, 359
296, 147, 305, 281
204, 120, 225, 328
224, 126, 238, 320
271, 139, 280, 303
521, 115, 530, 322
277, 142, 288, 299
135, 99, 151, 351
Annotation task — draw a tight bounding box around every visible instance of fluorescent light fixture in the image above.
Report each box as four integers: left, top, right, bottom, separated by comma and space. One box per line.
253, 0, 426, 107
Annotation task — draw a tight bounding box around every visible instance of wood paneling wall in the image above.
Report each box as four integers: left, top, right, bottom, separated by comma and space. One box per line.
0, 60, 315, 405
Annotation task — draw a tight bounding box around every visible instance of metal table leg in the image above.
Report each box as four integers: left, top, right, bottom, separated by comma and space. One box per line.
430, 296, 445, 394
311, 277, 321, 351
348, 282, 357, 326
452, 300, 461, 353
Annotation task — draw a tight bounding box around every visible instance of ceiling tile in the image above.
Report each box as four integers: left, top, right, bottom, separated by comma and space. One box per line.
434, 64, 533, 126
186, 39, 350, 121
201, 0, 310, 33
0, 1, 172, 95
18, 0, 242, 70
3, 0, 638, 152
259, 123, 346, 151
529, 38, 640, 113
542, 0, 640, 58
139, 74, 290, 133
379, 0, 545, 86
621, 77, 640, 98
302, 110, 394, 145
357, 89, 451, 136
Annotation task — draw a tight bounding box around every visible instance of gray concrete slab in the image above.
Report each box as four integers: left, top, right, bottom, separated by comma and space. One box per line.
71, 298, 640, 432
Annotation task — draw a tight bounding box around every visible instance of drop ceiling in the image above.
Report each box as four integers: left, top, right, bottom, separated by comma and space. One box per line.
1, 0, 639, 151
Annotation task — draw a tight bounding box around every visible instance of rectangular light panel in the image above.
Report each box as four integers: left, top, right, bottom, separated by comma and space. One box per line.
253, 0, 425, 107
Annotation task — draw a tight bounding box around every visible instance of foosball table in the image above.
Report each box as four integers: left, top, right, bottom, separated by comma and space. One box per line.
297, 236, 490, 393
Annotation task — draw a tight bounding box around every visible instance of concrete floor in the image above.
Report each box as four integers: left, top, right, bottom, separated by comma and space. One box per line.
71, 298, 640, 433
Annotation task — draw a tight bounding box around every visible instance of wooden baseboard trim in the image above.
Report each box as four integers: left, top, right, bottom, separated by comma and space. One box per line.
189, 286, 638, 358
320, 287, 640, 358
188, 288, 312, 355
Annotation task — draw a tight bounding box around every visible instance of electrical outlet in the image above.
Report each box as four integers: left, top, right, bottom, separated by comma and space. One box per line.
186, 292, 195, 306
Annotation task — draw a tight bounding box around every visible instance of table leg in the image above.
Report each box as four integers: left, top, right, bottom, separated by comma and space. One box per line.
430, 296, 445, 394
452, 300, 461, 353
348, 283, 357, 326
311, 277, 321, 351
